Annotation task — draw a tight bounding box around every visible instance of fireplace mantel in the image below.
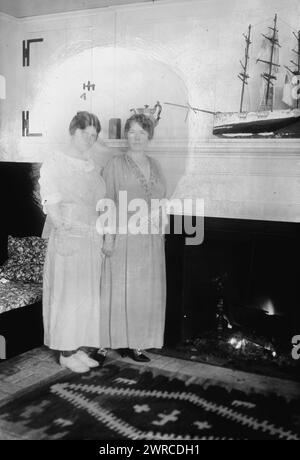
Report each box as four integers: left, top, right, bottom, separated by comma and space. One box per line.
106, 138, 300, 158
18, 137, 299, 222
20, 137, 300, 161
106, 138, 300, 223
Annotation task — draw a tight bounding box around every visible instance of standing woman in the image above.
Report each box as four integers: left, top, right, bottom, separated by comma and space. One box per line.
39, 111, 106, 373
100, 113, 167, 362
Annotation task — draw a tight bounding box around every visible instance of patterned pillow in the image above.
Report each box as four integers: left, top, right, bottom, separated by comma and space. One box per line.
0, 236, 48, 283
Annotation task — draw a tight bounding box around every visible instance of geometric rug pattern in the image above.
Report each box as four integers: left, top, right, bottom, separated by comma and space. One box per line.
0, 362, 299, 440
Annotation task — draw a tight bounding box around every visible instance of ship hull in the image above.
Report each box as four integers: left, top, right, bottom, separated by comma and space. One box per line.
213, 109, 300, 136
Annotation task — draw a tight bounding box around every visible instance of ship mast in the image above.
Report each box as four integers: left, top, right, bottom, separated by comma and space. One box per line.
257, 14, 281, 111
238, 25, 252, 112
284, 30, 300, 108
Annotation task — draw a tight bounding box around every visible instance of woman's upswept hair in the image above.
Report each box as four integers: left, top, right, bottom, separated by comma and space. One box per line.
69, 111, 101, 135
124, 113, 155, 140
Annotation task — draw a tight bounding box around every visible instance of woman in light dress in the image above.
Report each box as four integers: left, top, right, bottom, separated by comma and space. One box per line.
100, 114, 167, 362
39, 111, 107, 373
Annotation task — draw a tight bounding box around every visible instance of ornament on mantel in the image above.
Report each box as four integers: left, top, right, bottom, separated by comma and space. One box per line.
109, 118, 121, 139
130, 101, 162, 126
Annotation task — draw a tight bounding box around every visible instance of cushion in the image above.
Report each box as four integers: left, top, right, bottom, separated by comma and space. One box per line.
0, 236, 47, 283
0, 279, 43, 314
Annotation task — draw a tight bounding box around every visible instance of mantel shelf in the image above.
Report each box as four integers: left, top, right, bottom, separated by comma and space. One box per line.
104, 138, 300, 158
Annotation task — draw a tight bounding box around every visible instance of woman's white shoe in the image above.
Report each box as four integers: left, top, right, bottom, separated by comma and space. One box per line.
59, 354, 90, 373
75, 350, 99, 368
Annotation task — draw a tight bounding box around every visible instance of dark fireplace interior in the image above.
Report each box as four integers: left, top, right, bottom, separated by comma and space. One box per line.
165, 215, 300, 357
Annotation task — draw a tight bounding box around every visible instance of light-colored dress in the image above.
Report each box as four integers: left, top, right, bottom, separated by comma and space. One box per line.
100, 153, 167, 349
39, 151, 106, 351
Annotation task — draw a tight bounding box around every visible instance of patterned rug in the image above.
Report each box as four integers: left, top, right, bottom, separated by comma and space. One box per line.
0, 361, 299, 440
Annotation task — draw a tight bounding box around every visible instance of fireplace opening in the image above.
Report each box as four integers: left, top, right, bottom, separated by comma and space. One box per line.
164, 216, 300, 379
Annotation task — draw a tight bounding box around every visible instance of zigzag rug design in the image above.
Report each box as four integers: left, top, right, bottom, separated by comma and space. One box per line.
0, 362, 299, 440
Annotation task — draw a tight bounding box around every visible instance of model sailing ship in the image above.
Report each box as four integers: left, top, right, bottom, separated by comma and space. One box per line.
213, 14, 300, 137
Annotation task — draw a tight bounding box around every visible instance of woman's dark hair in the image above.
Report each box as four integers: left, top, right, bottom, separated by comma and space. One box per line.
124, 113, 155, 140
69, 111, 101, 135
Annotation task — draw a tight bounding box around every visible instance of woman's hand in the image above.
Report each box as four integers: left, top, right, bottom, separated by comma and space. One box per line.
102, 236, 115, 257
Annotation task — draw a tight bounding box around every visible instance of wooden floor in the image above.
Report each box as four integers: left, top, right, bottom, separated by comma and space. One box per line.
0, 346, 299, 406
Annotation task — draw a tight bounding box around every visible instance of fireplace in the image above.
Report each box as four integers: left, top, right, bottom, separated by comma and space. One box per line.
164, 215, 300, 353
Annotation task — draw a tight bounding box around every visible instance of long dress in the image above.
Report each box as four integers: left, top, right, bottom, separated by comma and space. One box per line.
100, 153, 167, 349
39, 151, 106, 351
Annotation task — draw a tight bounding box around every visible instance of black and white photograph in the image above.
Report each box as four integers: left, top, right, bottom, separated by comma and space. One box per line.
0, 0, 299, 442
